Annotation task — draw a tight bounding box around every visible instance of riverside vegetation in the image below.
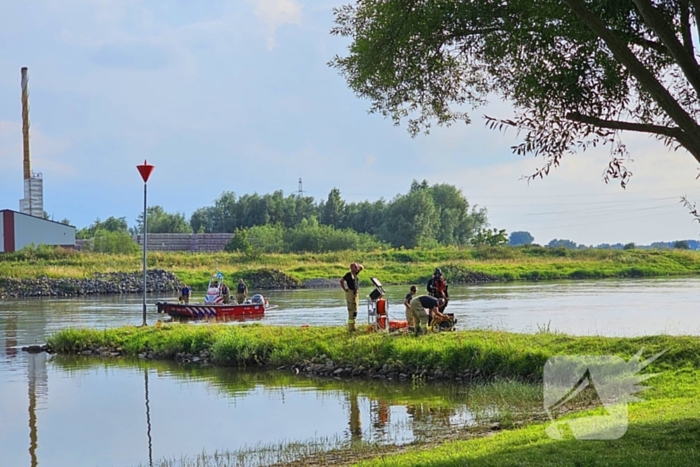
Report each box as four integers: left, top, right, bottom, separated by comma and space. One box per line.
47, 325, 700, 466
3, 245, 700, 292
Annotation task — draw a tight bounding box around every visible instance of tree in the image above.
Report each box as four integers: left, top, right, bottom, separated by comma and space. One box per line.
548, 239, 580, 249
77, 216, 129, 239
331, 0, 700, 186
509, 231, 535, 246
623, 242, 637, 250
471, 228, 508, 247
134, 206, 192, 234
379, 186, 438, 248
673, 239, 691, 249
320, 188, 346, 227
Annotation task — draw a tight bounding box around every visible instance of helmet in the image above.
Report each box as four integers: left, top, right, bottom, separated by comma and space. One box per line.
434, 268, 442, 276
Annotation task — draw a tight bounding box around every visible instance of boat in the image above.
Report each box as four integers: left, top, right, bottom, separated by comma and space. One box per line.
155, 272, 272, 319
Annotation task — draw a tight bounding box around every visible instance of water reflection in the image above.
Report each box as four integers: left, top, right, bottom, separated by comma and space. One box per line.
4, 356, 536, 467
144, 368, 153, 467
1, 312, 47, 467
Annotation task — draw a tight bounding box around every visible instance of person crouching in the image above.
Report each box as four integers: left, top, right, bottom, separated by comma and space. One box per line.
409, 295, 446, 335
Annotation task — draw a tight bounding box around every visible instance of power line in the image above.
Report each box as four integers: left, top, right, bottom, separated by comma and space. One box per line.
525, 209, 686, 230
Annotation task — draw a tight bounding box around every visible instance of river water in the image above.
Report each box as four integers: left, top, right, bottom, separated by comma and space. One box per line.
0, 277, 698, 466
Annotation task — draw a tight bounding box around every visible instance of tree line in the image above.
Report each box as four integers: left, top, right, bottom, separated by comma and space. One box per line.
76, 181, 497, 252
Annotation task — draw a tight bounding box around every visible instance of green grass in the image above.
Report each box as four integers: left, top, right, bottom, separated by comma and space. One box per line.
4, 246, 700, 289
46, 325, 698, 379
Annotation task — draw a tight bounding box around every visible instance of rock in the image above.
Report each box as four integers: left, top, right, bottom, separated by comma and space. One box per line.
302, 278, 341, 288
0, 269, 182, 298
81, 350, 93, 355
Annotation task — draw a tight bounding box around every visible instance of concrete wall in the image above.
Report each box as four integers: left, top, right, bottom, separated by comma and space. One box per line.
12, 211, 75, 250
132, 233, 234, 252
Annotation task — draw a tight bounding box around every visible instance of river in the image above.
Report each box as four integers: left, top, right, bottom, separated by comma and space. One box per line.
0, 277, 697, 466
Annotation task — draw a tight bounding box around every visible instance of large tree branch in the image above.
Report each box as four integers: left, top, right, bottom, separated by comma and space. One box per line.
680, 0, 695, 59
562, 0, 700, 163
629, 36, 668, 54
632, 0, 700, 96
565, 112, 683, 138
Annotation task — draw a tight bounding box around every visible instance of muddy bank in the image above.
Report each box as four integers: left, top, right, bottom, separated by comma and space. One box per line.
0, 269, 181, 299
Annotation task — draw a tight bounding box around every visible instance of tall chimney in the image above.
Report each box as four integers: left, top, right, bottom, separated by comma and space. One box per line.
21, 67, 30, 180
19, 67, 43, 218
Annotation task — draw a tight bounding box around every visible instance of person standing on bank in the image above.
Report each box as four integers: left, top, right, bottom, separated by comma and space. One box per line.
340, 262, 364, 332
404, 285, 417, 327
409, 295, 446, 335
236, 278, 248, 304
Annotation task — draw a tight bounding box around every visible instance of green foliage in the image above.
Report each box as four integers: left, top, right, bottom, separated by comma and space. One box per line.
134, 206, 192, 234
76, 216, 129, 239
90, 230, 140, 254
224, 228, 252, 253
189, 182, 487, 249
0, 244, 79, 262
624, 242, 636, 250
548, 238, 580, 249
673, 240, 690, 250
471, 228, 508, 247
224, 221, 387, 254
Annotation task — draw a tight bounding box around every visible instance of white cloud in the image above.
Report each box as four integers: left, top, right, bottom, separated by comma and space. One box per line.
248, 0, 303, 49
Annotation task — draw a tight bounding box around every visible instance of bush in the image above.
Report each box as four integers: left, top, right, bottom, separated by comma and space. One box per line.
91, 230, 140, 254
0, 244, 80, 261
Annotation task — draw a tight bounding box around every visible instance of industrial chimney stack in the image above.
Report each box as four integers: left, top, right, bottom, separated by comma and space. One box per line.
18, 67, 44, 217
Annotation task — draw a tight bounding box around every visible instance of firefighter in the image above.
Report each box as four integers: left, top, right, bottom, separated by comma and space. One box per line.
340, 262, 364, 332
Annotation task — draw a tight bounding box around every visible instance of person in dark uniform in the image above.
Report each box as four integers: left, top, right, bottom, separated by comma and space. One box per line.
409, 295, 446, 335
179, 284, 191, 304
340, 262, 364, 332
427, 268, 449, 312
236, 278, 248, 304
403, 285, 418, 327
221, 282, 230, 304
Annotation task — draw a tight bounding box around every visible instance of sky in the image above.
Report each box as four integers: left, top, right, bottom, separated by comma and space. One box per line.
1, 0, 700, 246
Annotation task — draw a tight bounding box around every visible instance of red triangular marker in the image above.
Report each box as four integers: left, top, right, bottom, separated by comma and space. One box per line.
137, 160, 154, 183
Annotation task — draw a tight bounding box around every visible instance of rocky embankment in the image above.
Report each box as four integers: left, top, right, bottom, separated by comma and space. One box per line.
1, 265, 499, 298
246, 269, 302, 289
0, 269, 181, 299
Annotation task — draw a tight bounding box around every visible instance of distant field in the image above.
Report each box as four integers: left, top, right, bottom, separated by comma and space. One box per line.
2, 246, 700, 290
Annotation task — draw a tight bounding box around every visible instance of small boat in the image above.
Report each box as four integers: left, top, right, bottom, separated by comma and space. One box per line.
155, 272, 272, 319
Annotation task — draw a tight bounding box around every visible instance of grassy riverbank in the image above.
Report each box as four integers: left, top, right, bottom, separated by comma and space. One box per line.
48, 325, 700, 466
4, 246, 700, 289
47, 324, 696, 379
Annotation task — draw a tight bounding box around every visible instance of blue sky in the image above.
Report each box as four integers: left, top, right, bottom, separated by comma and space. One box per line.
1, 0, 700, 246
